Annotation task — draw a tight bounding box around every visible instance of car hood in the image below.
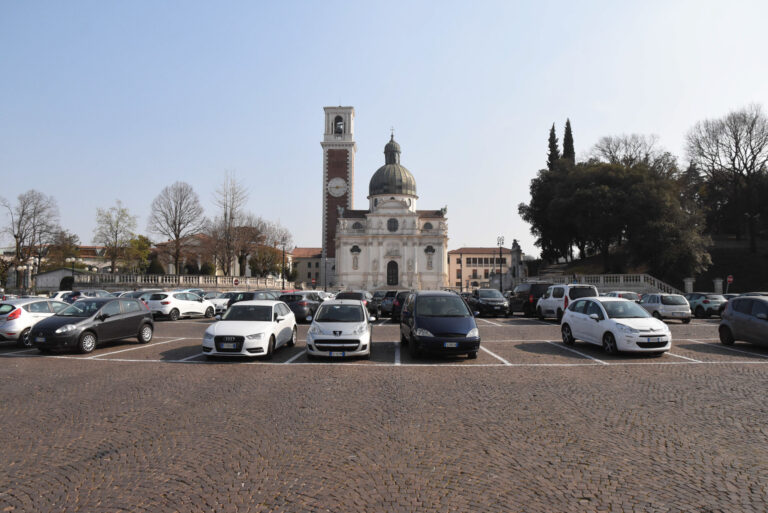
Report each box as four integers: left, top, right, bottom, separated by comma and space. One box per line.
34, 315, 91, 332
614, 318, 669, 332
414, 315, 476, 335
311, 321, 366, 336
206, 321, 275, 336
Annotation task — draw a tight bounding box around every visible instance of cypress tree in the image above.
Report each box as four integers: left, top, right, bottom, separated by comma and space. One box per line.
563, 118, 575, 163
547, 123, 560, 170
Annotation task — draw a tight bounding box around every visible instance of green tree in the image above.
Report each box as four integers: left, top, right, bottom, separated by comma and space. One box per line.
125, 235, 153, 273
563, 119, 575, 164
147, 253, 165, 275
547, 123, 560, 170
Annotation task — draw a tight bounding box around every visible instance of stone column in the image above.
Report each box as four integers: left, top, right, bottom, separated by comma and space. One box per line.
713, 278, 723, 294
684, 278, 694, 294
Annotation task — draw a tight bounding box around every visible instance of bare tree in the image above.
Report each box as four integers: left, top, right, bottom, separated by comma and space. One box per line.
686, 104, 768, 252
1, 190, 60, 267
208, 172, 248, 276
233, 213, 268, 277
93, 200, 137, 272
148, 181, 206, 274
591, 134, 678, 178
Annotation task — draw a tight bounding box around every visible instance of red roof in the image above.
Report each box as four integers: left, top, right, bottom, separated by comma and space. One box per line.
448, 247, 513, 255
292, 247, 322, 259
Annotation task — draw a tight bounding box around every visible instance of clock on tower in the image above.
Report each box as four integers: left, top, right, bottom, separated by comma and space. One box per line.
321, 106, 356, 263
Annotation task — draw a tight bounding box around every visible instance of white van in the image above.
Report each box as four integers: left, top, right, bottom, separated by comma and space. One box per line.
536, 283, 599, 322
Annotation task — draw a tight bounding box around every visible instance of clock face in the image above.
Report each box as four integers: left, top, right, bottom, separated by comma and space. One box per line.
327, 177, 347, 197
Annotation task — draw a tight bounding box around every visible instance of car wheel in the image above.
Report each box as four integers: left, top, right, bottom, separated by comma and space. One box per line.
78, 332, 97, 354
537, 307, 544, 320
138, 323, 153, 344
695, 306, 705, 319
467, 351, 477, 359
652, 311, 662, 320
204, 307, 214, 318
719, 326, 735, 346
17, 328, 32, 348
288, 327, 297, 347
682, 318, 691, 324
265, 336, 275, 359
556, 309, 563, 323
169, 309, 180, 321
602, 333, 618, 355
561, 324, 575, 345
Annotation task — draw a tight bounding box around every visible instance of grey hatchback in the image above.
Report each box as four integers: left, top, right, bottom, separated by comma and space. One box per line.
719, 296, 768, 347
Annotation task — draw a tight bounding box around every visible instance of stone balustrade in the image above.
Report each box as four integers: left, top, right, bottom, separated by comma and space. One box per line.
73, 273, 294, 291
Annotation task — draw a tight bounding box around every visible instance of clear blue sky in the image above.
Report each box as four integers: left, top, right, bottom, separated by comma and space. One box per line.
2, 1, 767, 256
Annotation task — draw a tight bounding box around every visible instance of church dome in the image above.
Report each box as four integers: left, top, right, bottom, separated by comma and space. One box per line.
369, 135, 417, 197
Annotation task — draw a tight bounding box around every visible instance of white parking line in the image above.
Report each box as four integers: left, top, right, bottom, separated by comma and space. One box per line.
394, 341, 401, 365
478, 318, 503, 327
666, 352, 702, 363
480, 346, 511, 365
545, 341, 608, 365
284, 350, 306, 364
687, 339, 768, 359
377, 319, 390, 326
179, 352, 204, 362
88, 337, 186, 359
2, 348, 39, 355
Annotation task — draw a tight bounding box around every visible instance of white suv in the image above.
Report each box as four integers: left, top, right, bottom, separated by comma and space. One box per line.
536, 284, 599, 322
146, 292, 215, 321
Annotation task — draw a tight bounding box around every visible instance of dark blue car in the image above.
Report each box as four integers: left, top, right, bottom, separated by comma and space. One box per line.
399, 290, 481, 359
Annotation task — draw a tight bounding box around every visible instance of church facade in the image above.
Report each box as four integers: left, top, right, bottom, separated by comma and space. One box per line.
320, 106, 448, 290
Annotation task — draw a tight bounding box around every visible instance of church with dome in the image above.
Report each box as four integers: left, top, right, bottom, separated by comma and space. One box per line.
320, 106, 448, 290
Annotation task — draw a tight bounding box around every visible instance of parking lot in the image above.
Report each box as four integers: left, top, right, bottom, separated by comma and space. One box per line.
2, 316, 767, 512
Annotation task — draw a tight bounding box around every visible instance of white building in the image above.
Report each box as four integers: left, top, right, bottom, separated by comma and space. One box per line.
333, 135, 448, 290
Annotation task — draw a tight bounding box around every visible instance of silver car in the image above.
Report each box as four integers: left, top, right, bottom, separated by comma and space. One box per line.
0, 298, 69, 347
639, 293, 691, 323
719, 296, 768, 347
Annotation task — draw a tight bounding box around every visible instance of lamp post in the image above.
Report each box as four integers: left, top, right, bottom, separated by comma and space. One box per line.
497, 236, 505, 293
17, 265, 27, 295
281, 241, 286, 290
459, 252, 463, 293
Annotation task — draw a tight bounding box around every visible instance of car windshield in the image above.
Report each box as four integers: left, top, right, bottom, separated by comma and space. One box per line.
569, 287, 597, 299
619, 292, 640, 301
600, 300, 650, 319
416, 296, 472, 317
279, 295, 302, 302
706, 295, 725, 301
314, 304, 364, 323
373, 291, 386, 299
57, 300, 102, 317
335, 292, 363, 300
149, 294, 167, 301
221, 305, 272, 321
478, 289, 504, 299
662, 295, 688, 305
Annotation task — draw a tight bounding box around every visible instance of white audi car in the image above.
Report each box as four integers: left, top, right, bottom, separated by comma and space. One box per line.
560, 297, 671, 354
202, 300, 297, 358
306, 299, 375, 359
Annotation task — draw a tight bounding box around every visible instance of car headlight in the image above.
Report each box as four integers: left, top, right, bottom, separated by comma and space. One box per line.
203, 332, 214, 342
246, 333, 264, 340
308, 324, 322, 335
55, 324, 77, 334
414, 328, 433, 337
354, 323, 368, 335
466, 328, 479, 338
616, 324, 639, 335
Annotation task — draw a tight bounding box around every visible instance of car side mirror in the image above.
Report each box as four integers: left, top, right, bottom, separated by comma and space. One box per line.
306, 315, 313, 322
589, 313, 600, 321
473, 311, 480, 317
369, 316, 377, 322
757, 313, 767, 320
276, 315, 285, 322
98, 313, 108, 321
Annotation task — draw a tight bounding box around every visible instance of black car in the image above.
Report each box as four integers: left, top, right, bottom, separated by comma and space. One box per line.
279, 292, 322, 322
507, 282, 553, 317
390, 291, 411, 322
32, 298, 154, 354
400, 290, 481, 359
227, 290, 279, 309
335, 291, 378, 316
466, 288, 509, 317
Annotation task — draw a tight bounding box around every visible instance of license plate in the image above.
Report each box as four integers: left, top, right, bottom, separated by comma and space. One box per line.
329, 351, 345, 357
220, 342, 236, 349
494, 306, 501, 310
646, 338, 661, 343
35, 337, 45, 343
444, 342, 458, 348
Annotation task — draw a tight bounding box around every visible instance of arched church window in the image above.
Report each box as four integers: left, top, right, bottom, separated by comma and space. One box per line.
387, 218, 399, 232
352, 255, 359, 270
350, 245, 361, 254
352, 222, 363, 230
334, 115, 344, 134
387, 261, 398, 286
423, 222, 433, 231
424, 245, 435, 254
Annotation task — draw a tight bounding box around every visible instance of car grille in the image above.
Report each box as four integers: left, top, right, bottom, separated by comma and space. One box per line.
637, 341, 667, 349
214, 335, 244, 352
314, 339, 360, 352
435, 333, 467, 338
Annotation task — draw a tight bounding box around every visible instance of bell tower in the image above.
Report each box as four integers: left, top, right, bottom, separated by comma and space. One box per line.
321, 106, 356, 287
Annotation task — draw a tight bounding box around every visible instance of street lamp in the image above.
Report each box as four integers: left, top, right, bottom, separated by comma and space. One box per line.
17, 265, 28, 295
281, 241, 286, 290
497, 236, 505, 293
65, 257, 80, 277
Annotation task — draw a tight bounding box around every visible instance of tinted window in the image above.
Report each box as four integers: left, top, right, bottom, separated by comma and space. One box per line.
27, 301, 52, 313
569, 300, 588, 314
478, 289, 504, 299
58, 301, 102, 317
415, 296, 472, 317
279, 295, 302, 302
661, 295, 688, 306
150, 294, 168, 301
751, 301, 768, 318
732, 299, 752, 314
335, 292, 363, 300
121, 300, 142, 313
50, 301, 68, 313
101, 301, 121, 317
569, 287, 597, 300
315, 304, 364, 322
552, 287, 564, 299
585, 301, 604, 320
173, 294, 187, 300
222, 305, 272, 321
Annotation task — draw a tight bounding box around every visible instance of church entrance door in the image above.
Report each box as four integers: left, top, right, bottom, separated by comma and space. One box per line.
387, 261, 398, 286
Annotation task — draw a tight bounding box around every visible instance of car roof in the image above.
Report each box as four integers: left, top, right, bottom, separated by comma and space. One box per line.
2, 298, 56, 305
320, 299, 365, 306
413, 290, 456, 297
229, 300, 280, 306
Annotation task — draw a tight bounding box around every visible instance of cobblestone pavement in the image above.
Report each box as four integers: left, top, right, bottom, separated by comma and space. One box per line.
1, 316, 767, 512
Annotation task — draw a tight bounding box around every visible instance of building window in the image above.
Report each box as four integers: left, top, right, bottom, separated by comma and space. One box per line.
456, 258, 460, 264
484, 269, 489, 278
307, 262, 312, 268
466, 258, 471, 266
307, 272, 312, 279
456, 269, 462, 279
352, 222, 363, 230
455, 282, 461, 287
423, 222, 433, 230
427, 255, 433, 270
484, 257, 489, 266
502, 258, 507, 265
472, 270, 478, 279
334, 115, 344, 134
387, 218, 399, 232
352, 255, 359, 270
387, 261, 398, 286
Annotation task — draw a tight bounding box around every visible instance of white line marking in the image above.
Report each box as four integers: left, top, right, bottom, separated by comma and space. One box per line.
478, 318, 503, 326
545, 341, 608, 365
666, 352, 702, 363
394, 341, 401, 365
284, 350, 306, 364
687, 339, 768, 359
179, 352, 204, 362
480, 345, 511, 365
377, 319, 389, 326
88, 337, 186, 359
3, 348, 38, 354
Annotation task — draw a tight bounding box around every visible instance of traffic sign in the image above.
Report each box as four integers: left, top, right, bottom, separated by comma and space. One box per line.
727, 275, 733, 284
233, 278, 240, 286
311, 278, 316, 284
